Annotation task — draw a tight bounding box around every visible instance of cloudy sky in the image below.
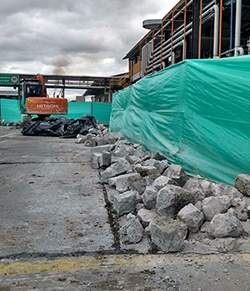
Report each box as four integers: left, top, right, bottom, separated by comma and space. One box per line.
1, 0, 179, 77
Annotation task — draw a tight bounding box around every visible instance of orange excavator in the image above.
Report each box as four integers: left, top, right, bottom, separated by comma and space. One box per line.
19, 74, 68, 118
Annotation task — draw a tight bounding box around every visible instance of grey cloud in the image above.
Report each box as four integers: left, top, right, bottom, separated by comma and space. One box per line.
0, 0, 177, 75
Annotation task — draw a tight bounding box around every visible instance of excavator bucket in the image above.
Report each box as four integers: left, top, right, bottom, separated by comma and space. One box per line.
25, 97, 68, 115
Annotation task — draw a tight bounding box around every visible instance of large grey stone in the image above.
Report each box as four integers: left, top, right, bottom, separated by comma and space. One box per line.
156, 185, 194, 218
200, 221, 210, 233
231, 198, 249, 221
215, 183, 243, 199
144, 174, 161, 186
91, 153, 101, 169
201, 180, 243, 199
152, 176, 177, 191
127, 175, 146, 194
85, 139, 96, 147
95, 137, 107, 146
134, 165, 158, 177
183, 178, 205, 203
142, 186, 158, 209
111, 156, 121, 164
105, 185, 120, 203
100, 158, 132, 184
154, 160, 169, 174
141, 176, 176, 210
126, 213, 144, 243
241, 220, 250, 236
126, 155, 140, 165
150, 216, 188, 253
208, 213, 243, 238
112, 141, 134, 158
75, 136, 87, 144
150, 152, 167, 161
112, 147, 130, 158
108, 132, 122, 140
90, 145, 112, 154
201, 196, 231, 221
133, 145, 148, 158
142, 159, 169, 175
235, 174, 250, 197
99, 151, 111, 167
177, 203, 204, 233
100, 132, 118, 145
137, 208, 158, 228
88, 128, 101, 136
136, 203, 145, 212
113, 190, 136, 216
108, 173, 140, 192
163, 165, 188, 187
135, 191, 142, 204
195, 200, 202, 211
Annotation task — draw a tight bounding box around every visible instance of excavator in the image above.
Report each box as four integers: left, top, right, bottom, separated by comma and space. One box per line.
19, 74, 68, 118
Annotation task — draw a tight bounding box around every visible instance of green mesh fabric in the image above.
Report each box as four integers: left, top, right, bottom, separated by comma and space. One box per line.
110, 56, 250, 185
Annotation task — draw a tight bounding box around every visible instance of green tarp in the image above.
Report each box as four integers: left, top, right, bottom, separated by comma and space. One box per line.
110, 56, 250, 186
0, 100, 112, 124
0, 99, 21, 123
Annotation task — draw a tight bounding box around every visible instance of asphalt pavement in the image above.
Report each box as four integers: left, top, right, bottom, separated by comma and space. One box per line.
0, 127, 114, 258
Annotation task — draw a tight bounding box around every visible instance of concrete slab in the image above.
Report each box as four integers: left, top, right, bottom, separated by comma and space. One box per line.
0, 130, 114, 257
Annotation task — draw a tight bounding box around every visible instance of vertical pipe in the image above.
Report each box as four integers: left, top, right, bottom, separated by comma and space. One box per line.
230, 0, 233, 54
219, 0, 223, 58
199, 0, 203, 59
235, 0, 242, 55
62, 78, 65, 98
183, 0, 187, 60
139, 42, 142, 79
152, 31, 155, 74
172, 51, 176, 64
144, 40, 147, 76
213, 4, 219, 58
183, 41, 187, 59
160, 22, 163, 70
171, 11, 174, 65
129, 59, 132, 83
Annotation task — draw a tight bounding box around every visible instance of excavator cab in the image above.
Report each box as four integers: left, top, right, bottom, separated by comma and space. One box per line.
19, 75, 68, 117
26, 84, 42, 98
19, 80, 42, 114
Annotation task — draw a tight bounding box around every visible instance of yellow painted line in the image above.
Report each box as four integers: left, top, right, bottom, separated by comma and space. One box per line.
0, 253, 249, 276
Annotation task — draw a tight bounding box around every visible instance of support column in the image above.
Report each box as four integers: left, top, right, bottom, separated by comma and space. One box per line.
192, 0, 200, 59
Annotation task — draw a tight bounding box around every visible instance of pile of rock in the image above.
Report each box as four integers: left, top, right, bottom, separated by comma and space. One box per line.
0, 120, 22, 128
77, 126, 250, 253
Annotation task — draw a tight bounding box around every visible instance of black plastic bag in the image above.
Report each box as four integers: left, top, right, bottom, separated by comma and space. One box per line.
21, 115, 97, 138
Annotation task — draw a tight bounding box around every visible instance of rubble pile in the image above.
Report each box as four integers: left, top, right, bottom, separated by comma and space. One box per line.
76, 125, 250, 254
0, 120, 22, 128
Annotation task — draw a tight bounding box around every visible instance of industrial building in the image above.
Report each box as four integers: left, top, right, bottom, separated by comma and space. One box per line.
84, 72, 129, 103
124, 0, 250, 83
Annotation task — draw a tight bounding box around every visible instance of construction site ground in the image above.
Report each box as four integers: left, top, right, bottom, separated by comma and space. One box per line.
1, 127, 250, 291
